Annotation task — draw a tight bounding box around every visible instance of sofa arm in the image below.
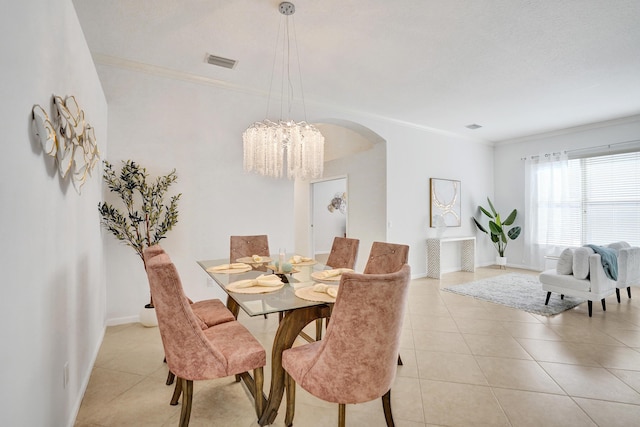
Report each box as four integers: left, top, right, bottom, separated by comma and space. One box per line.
588, 254, 616, 294
617, 247, 640, 286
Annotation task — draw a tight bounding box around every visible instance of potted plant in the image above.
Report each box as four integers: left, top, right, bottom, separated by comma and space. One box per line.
98, 160, 181, 319
472, 197, 521, 268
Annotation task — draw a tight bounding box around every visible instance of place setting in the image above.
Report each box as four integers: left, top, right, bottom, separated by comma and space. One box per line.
295, 283, 339, 303
206, 262, 252, 274
310, 267, 354, 282
226, 274, 286, 294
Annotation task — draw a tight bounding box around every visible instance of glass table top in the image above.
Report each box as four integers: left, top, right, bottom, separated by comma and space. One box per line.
197, 258, 331, 317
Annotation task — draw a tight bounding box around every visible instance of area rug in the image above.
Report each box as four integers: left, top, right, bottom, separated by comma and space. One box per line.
443, 273, 584, 316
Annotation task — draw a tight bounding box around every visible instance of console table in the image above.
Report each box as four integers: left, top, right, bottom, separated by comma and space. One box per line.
427, 236, 476, 279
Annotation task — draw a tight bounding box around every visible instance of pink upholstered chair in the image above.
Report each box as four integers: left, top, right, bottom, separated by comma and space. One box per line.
282, 265, 411, 427
144, 246, 236, 386
363, 241, 409, 366
145, 254, 266, 426
325, 237, 360, 269
229, 234, 271, 262
316, 237, 360, 339
363, 241, 409, 274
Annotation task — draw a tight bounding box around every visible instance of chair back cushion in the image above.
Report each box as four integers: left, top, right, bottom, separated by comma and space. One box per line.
230, 235, 270, 261
325, 237, 360, 269
363, 242, 409, 274
285, 265, 411, 404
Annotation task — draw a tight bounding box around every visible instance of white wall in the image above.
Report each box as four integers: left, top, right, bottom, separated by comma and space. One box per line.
494, 116, 640, 270
0, 1, 108, 426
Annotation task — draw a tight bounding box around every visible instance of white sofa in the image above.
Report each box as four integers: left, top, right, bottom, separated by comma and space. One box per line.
539, 242, 639, 317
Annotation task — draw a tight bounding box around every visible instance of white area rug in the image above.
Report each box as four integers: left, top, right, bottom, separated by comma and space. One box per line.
443, 273, 584, 316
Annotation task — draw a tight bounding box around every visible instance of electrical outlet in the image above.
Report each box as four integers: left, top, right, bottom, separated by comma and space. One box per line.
63, 362, 69, 389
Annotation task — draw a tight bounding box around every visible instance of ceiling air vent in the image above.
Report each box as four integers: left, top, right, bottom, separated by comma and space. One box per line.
465, 123, 483, 130
206, 54, 237, 69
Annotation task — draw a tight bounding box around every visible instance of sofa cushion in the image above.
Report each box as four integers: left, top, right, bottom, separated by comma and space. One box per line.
607, 241, 630, 252
556, 248, 574, 275
540, 270, 591, 292
573, 247, 594, 280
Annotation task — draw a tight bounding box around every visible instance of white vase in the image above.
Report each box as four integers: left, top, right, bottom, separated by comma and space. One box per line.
139, 306, 158, 327
496, 256, 507, 269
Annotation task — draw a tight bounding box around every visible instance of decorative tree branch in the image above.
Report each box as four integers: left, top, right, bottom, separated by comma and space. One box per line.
98, 160, 181, 307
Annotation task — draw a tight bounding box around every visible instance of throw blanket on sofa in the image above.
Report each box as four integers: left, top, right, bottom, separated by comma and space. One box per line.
585, 244, 618, 281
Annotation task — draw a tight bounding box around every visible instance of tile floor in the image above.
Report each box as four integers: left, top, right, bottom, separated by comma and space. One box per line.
75, 267, 640, 426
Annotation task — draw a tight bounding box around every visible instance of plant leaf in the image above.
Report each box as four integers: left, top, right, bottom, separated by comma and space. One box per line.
503, 209, 517, 226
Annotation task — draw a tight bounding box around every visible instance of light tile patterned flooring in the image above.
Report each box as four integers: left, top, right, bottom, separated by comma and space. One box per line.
75, 267, 640, 426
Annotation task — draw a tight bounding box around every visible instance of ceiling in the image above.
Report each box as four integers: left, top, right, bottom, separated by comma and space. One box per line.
72, 0, 640, 143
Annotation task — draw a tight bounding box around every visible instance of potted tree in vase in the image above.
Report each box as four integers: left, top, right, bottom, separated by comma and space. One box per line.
472, 197, 521, 268
98, 160, 181, 325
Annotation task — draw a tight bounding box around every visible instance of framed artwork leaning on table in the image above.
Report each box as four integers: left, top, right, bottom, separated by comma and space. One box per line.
430, 178, 461, 228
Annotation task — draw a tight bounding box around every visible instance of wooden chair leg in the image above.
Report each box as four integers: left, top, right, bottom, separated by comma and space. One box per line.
397, 354, 403, 366
588, 300, 593, 317
382, 389, 395, 427
170, 377, 183, 406
254, 367, 264, 418
166, 370, 175, 385
545, 291, 551, 305
601, 298, 606, 311
338, 403, 346, 427
628, 286, 632, 299
616, 288, 621, 303
179, 379, 193, 427
284, 372, 295, 427
315, 318, 323, 341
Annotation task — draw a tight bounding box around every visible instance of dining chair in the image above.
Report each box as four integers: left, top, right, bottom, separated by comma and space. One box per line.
143, 245, 236, 386
363, 241, 409, 274
282, 265, 411, 427
363, 241, 409, 365
230, 235, 272, 318
145, 253, 266, 426
325, 236, 360, 270
229, 234, 271, 262
316, 236, 360, 339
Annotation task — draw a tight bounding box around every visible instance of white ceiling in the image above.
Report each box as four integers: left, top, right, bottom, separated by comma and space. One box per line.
72, 0, 640, 143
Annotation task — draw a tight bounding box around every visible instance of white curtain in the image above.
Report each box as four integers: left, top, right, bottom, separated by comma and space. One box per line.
524, 152, 570, 271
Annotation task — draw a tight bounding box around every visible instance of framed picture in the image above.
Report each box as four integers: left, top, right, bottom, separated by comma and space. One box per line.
430, 178, 461, 227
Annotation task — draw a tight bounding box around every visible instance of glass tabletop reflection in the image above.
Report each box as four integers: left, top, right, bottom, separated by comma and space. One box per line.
197, 258, 329, 317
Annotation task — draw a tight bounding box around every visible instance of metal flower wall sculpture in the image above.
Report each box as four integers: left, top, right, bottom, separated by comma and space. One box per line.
327, 192, 347, 214
31, 95, 100, 194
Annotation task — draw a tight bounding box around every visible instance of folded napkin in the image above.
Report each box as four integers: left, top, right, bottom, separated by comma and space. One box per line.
251, 254, 263, 262
209, 262, 249, 271
289, 255, 314, 264
315, 268, 353, 279
312, 283, 338, 298
233, 274, 284, 289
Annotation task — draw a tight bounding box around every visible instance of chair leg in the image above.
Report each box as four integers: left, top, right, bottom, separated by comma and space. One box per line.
545, 291, 551, 305
616, 288, 621, 303
601, 298, 606, 311
397, 354, 403, 366
588, 300, 593, 317
166, 370, 175, 385
628, 286, 632, 299
338, 404, 346, 427
315, 318, 323, 341
382, 389, 395, 427
254, 367, 264, 418
561, 294, 564, 300
170, 377, 183, 406
284, 372, 295, 427
179, 379, 193, 427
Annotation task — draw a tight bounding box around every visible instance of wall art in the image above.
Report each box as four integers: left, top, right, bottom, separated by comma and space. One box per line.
430, 178, 461, 227
32, 95, 100, 194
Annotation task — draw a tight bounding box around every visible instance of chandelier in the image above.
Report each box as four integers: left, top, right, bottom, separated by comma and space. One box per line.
243, 2, 324, 180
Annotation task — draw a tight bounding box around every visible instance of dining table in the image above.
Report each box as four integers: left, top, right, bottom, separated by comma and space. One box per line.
197, 256, 337, 426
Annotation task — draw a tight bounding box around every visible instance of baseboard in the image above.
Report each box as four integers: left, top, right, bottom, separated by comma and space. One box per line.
106, 315, 139, 326
67, 325, 106, 427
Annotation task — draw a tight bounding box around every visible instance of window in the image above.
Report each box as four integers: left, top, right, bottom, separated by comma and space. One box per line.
533, 151, 640, 248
